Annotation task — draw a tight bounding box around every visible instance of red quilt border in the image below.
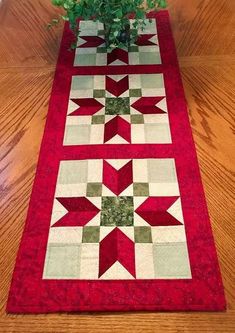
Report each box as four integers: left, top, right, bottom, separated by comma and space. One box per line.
7, 11, 226, 313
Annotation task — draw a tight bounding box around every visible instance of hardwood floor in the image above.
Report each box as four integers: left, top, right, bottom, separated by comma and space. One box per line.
0, 0, 234, 332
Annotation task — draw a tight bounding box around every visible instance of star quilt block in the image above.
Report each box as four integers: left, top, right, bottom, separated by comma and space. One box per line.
43, 158, 191, 280
64, 74, 171, 145
74, 20, 161, 66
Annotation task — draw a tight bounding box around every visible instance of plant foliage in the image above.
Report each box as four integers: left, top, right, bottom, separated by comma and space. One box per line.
50, 0, 167, 49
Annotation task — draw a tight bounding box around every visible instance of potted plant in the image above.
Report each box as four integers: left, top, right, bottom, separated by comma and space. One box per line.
50, 0, 167, 50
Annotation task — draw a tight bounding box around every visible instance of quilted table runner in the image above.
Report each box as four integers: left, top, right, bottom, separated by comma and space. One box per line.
7, 11, 226, 312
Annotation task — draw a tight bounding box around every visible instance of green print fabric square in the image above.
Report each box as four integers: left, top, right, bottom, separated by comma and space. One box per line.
93, 89, 106, 98
82, 227, 100, 243
128, 45, 139, 52
101, 196, 134, 226
130, 114, 144, 124
133, 183, 149, 196
129, 89, 142, 97
97, 46, 107, 53
92, 115, 105, 124
86, 183, 102, 197
105, 98, 130, 115
134, 227, 152, 243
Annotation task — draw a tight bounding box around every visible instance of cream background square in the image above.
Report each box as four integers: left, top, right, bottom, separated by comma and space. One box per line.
96, 54, 107, 66
144, 114, 169, 124
129, 53, 140, 65
70, 89, 93, 98
139, 46, 157, 53
76, 47, 97, 54
135, 244, 155, 279
66, 115, 92, 125
131, 124, 145, 143
152, 226, 186, 243
128, 74, 141, 89
141, 88, 166, 96
79, 244, 99, 279
87, 160, 103, 182
145, 123, 172, 143
64, 125, 90, 145
94, 75, 105, 89
71, 75, 94, 89
55, 183, 87, 197
148, 159, 177, 183
149, 182, 180, 196
43, 244, 80, 279
58, 160, 88, 184
48, 227, 83, 244
153, 242, 191, 279
79, 29, 98, 36
89, 124, 104, 144
133, 159, 148, 182
141, 74, 163, 89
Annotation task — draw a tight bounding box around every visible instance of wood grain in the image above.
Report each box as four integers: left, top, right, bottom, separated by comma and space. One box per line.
0, 0, 234, 332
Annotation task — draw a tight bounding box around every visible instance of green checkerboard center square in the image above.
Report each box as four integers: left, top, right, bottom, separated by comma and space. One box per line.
105, 98, 130, 115
101, 196, 134, 226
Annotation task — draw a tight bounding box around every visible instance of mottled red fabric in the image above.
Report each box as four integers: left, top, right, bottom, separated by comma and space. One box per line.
7, 11, 226, 313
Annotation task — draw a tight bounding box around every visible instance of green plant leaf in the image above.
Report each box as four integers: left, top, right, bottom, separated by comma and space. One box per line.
50, 0, 167, 50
